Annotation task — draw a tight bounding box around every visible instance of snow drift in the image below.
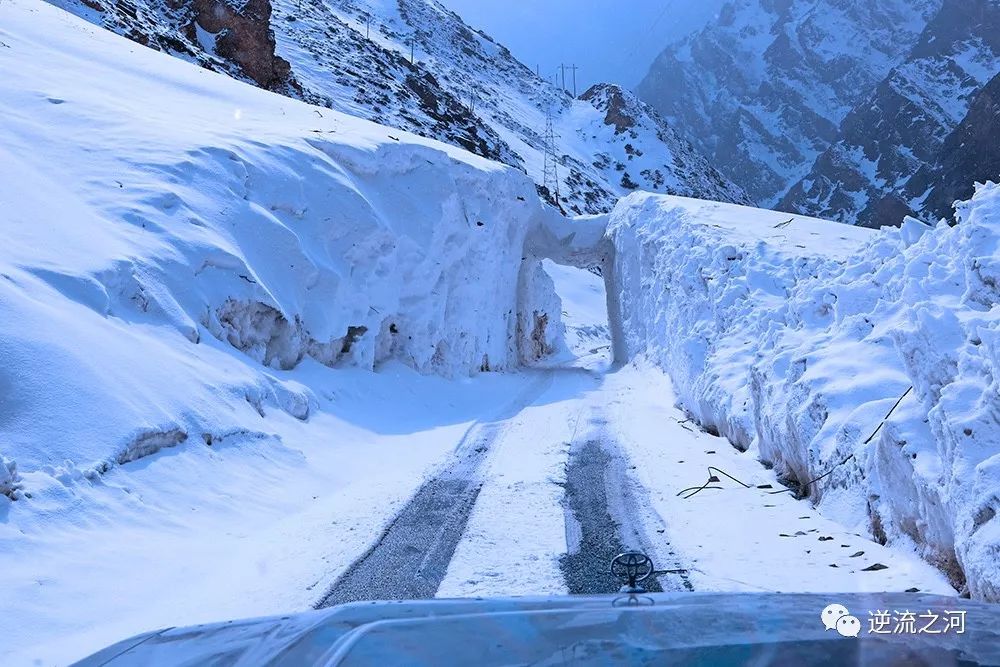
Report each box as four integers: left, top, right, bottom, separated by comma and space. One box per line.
0, 0, 563, 476
609, 188, 1000, 601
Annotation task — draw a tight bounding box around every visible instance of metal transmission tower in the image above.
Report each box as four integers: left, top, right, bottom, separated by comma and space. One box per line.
542, 110, 561, 208
558, 64, 580, 97
406, 33, 419, 64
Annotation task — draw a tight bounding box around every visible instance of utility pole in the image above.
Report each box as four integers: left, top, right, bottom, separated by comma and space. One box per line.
568, 64, 578, 97
559, 63, 566, 92
542, 110, 561, 208
407, 33, 417, 64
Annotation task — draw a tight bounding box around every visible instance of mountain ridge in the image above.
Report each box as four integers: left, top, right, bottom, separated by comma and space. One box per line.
48, 0, 751, 214
636, 0, 940, 208
780, 0, 1000, 227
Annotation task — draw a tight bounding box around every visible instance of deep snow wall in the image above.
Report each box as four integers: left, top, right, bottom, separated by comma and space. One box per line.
0, 0, 561, 478
608, 189, 1000, 601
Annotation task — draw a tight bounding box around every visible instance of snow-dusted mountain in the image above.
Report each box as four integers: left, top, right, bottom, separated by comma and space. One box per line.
780, 0, 1000, 227
572, 83, 750, 209
636, 0, 940, 207
48, 0, 750, 214
907, 70, 1000, 223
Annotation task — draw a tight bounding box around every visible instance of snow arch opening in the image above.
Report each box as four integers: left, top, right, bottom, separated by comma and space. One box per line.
519, 211, 623, 367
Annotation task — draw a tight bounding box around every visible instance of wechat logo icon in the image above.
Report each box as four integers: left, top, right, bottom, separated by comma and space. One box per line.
822, 603, 861, 638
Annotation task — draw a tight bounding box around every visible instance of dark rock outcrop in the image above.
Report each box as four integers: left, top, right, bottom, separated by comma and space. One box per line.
190, 0, 290, 89
49, 0, 293, 91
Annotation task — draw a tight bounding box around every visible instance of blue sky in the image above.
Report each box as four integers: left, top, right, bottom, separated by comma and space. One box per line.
438, 0, 726, 91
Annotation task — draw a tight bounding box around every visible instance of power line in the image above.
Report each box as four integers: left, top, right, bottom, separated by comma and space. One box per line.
558, 63, 580, 96
676, 385, 916, 501
615, 0, 678, 76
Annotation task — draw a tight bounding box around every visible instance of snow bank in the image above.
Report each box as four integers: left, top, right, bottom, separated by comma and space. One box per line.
0, 1, 576, 661
608, 189, 1000, 601
0, 0, 559, 474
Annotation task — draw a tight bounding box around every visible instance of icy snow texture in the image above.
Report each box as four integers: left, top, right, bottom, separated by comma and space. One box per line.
515, 260, 566, 364
609, 187, 1000, 601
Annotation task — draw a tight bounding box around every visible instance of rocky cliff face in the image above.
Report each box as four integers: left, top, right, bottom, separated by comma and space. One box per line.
780, 0, 1000, 227
907, 71, 1000, 222
270, 0, 519, 166
191, 0, 290, 89
636, 0, 941, 207
48, 0, 749, 215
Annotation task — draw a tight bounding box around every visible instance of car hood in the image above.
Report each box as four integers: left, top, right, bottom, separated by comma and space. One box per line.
74, 592, 1000, 666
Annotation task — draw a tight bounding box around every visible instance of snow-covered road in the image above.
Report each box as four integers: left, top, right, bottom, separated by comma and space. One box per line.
317, 371, 556, 606
430, 361, 954, 602
352, 262, 956, 604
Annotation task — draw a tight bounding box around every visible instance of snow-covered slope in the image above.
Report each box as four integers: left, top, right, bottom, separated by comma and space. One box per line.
780, 0, 1000, 228
636, 0, 940, 207
48, 0, 750, 214
0, 0, 582, 661
1, 0, 571, 473
275, 0, 752, 213
575, 84, 749, 209
608, 189, 1000, 601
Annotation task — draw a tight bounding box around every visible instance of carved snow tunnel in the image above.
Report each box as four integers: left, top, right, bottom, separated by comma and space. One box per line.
518, 211, 624, 368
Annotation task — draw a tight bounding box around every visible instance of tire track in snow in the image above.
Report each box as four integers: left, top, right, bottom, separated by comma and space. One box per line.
560, 406, 693, 594
315, 372, 553, 607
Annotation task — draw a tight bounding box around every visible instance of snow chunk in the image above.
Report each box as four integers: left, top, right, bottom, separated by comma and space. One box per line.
0, 454, 22, 501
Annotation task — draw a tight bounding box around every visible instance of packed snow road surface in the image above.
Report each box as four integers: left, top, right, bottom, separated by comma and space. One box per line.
317, 374, 552, 606
317, 361, 692, 604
